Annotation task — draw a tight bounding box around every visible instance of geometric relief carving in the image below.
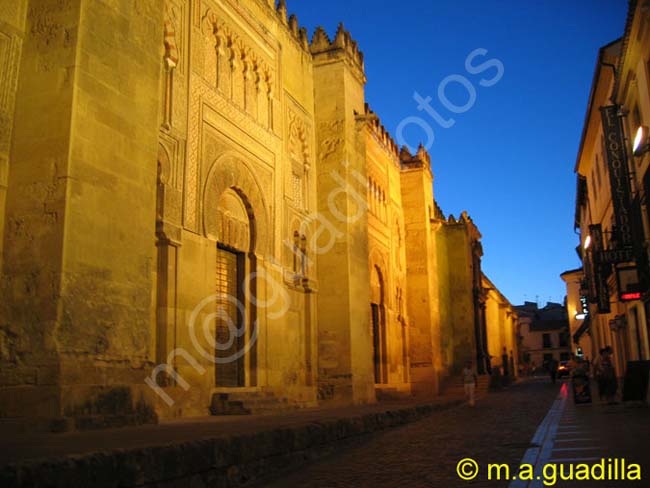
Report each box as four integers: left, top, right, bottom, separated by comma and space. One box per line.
185, 77, 277, 230
287, 107, 311, 210
172, 79, 187, 130
157, 141, 183, 226
203, 154, 270, 256
200, 7, 274, 127
291, 172, 303, 208
162, 2, 181, 130
0, 32, 12, 111
0, 32, 20, 154
217, 189, 250, 251
185, 6, 277, 232
288, 109, 309, 164
185, 80, 201, 230
394, 217, 403, 271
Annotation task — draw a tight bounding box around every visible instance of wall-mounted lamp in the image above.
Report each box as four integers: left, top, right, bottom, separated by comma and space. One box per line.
633, 125, 650, 156
583, 235, 592, 250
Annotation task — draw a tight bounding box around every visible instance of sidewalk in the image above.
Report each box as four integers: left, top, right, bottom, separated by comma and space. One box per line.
0, 391, 469, 487
510, 379, 649, 488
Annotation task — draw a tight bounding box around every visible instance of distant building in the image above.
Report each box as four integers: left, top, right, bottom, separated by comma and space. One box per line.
483, 274, 519, 375
515, 302, 571, 370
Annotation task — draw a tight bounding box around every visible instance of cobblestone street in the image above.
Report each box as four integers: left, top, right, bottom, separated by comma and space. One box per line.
258, 379, 649, 488
257, 380, 559, 487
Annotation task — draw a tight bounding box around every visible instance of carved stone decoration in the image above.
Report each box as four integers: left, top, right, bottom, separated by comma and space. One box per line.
369, 248, 389, 305
231, 42, 245, 107
288, 108, 311, 210
257, 74, 269, 128
394, 217, 403, 271
158, 143, 172, 187
288, 110, 309, 163
217, 189, 251, 251
163, 3, 180, 68
200, 8, 274, 122
214, 31, 226, 90
203, 154, 270, 256
185, 6, 278, 231
162, 2, 181, 129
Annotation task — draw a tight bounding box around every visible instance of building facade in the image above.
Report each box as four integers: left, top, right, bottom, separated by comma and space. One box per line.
0, 0, 516, 429
568, 0, 650, 377
516, 302, 571, 371
561, 268, 593, 360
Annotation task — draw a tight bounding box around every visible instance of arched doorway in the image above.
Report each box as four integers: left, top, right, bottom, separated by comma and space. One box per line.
370, 265, 387, 384
214, 188, 257, 387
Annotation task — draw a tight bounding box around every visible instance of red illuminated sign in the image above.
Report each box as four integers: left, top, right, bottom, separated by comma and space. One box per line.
620, 292, 642, 301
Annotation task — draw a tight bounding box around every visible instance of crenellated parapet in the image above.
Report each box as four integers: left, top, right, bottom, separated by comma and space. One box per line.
260, 0, 310, 51
362, 103, 400, 162
443, 210, 482, 241
446, 210, 472, 225
310, 23, 366, 81
399, 143, 432, 173
433, 200, 446, 220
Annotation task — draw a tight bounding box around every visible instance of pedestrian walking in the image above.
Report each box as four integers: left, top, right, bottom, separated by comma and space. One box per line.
571, 358, 592, 404
548, 357, 559, 384
463, 360, 478, 407
594, 346, 618, 404
502, 347, 509, 377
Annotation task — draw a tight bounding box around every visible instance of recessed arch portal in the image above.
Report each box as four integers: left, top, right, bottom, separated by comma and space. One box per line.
204, 155, 269, 388
370, 264, 388, 384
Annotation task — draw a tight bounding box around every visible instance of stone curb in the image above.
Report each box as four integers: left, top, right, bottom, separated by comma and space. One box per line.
0, 398, 463, 487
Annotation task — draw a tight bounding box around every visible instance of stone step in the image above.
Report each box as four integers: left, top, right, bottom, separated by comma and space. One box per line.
376, 388, 412, 401
216, 391, 277, 401
209, 391, 310, 416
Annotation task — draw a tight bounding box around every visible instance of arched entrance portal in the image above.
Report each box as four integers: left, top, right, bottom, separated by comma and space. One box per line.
214, 188, 257, 387
370, 265, 388, 384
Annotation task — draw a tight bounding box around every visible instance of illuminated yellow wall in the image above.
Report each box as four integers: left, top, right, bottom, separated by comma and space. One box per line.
0, 0, 518, 426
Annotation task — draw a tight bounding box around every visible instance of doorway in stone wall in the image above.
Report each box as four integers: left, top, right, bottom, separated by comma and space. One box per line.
213, 187, 258, 388
215, 244, 246, 387
371, 303, 382, 383
371, 265, 388, 384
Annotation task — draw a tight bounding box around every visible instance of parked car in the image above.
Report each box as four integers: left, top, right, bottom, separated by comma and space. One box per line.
557, 361, 571, 378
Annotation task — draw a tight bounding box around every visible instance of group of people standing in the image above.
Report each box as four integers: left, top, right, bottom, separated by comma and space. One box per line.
568, 346, 618, 404
460, 346, 620, 408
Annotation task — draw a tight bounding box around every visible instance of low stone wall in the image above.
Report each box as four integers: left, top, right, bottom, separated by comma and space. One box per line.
1, 400, 462, 487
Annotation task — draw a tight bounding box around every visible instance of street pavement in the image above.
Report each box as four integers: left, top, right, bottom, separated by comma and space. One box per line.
257, 378, 650, 488
257, 379, 560, 487
514, 381, 649, 488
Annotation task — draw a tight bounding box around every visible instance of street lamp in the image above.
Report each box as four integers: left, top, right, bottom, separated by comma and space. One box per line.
633, 125, 649, 156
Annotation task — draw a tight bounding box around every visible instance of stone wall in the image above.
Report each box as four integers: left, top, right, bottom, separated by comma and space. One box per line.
436, 220, 476, 376
312, 25, 374, 405
364, 107, 410, 392
0, 0, 518, 428
0, 0, 27, 266
399, 148, 441, 396
1, 0, 164, 423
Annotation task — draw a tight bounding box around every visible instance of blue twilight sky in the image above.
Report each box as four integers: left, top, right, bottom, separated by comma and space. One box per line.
289, 0, 628, 306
